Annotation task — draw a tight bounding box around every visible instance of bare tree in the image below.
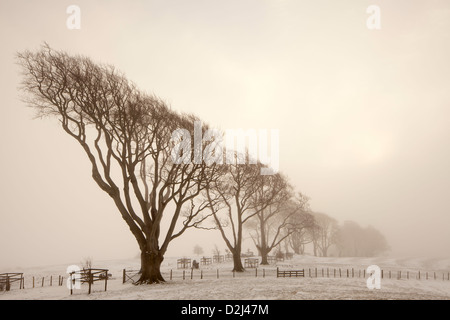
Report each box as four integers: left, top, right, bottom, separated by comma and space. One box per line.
205, 153, 267, 272
17, 44, 221, 284
248, 176, 310, 265
81, 257, 93, 270
310, 212, 338, 257
288, 224, 311, 255
287, 200, 315, 255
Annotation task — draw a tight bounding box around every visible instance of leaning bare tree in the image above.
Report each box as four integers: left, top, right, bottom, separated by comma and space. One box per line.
310, 212, 338, 257
287, 200, 315, 255
249, 186, 311, 265
247, 173, 290, 264
205, 153, 267, 272
287, 214, 315, 255
17, 44, 220, 284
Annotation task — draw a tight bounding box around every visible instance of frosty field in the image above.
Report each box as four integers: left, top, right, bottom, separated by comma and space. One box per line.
1, 255, 449, 300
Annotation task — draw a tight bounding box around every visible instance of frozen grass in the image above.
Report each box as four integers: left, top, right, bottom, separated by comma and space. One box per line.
1, 255, 449, 300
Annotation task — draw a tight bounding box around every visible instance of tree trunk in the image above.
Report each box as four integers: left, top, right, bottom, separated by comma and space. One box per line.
291, 240, 300, 255
313, 241, 318, 256
259, 215, 269, 265
232, 250, 245, 272
137, 251, 165, 284
260, 246, 270, 265
260, 251, 269, 265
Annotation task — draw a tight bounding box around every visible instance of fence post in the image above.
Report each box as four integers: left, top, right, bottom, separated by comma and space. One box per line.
123, 269, 126, 284
381, 270, 383, 279
263, 269, 265, 278
217, 269, 219, 279
339, 268, 341, 278
70, 272, 74, 295
88, 270, 92, 295
42, 277, 44, 287
183, 270, 185, 280
104, 271, 108, 292
191, 269, 193, 280
255, 268, 258, 278
5, 276, 10, 291
33, 276, 35, 288
277, 267, 279, 278
50, 276, 52, 286
346, 269, 349, 278
315, 268, 317, 278
201, 270, 203, 280
418, 271, 420, 280
170, 269, 172, 280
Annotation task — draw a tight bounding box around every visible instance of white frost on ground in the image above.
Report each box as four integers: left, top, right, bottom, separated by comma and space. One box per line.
1, 255, 449, 300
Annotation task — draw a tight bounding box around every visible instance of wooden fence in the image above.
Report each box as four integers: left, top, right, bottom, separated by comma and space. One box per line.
177, 259, 192, 269
4, 264, 450, 294
213, 255, 225, 263
277, 268, 305, 277
1, 273, 67, 290
123, 269, 140, 284
299, 267, 450, 281
0, 273, 24, 291
69, 268, 109, 295
121, 267, 450, 282
2, 269, 110, 294
244, 258, 259, 268
200, 257, 212, 266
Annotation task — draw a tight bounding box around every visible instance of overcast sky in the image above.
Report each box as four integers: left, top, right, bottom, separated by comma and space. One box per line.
1, 0, 450, 269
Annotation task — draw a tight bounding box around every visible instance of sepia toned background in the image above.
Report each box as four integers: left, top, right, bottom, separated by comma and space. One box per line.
0, 0, 449, 269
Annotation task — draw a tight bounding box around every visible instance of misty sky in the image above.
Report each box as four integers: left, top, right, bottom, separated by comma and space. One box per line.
1, 0, 450, 269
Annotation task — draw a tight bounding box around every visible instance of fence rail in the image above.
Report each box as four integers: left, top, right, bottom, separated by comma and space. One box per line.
298, 267, 450, 281
122, 267, 450, 282
123, 269, 140, 284
0, 273, 24, 291
3, 264, 450, 293
1, 270, 110, 294
277, 268, 305, 277
69, 268, 109, 295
